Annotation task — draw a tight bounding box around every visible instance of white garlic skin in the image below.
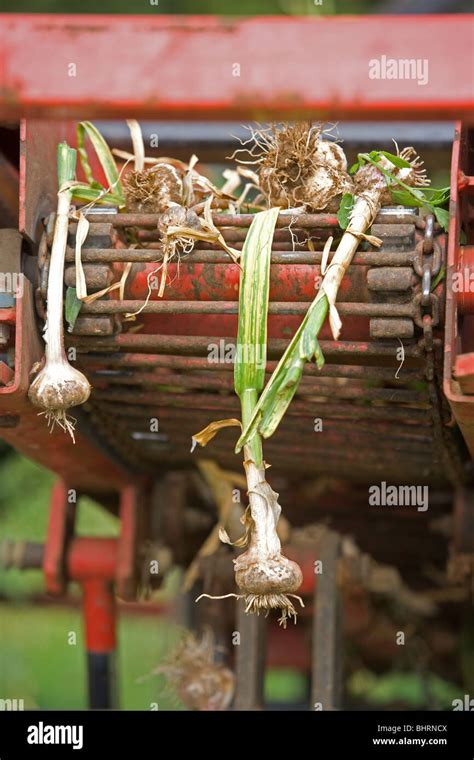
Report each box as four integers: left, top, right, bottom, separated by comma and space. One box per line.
28, 360, 91, 411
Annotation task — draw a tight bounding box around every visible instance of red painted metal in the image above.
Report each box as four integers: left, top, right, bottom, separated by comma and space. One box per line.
43, 480, 73, 595
117, 259, 369, 340
19, 119, 100, 243
0, 153, 19, 228
0, 361, 14, 385
0, 276, 130, 493
43, 480, 141, 594
454, 353, 474, 394
19, 121, 67, 243
68, 538, 117, 581
42, 481, 140, 655
116, 486, 141, 601
0, 14, 473, 121
82, 579, 117, 653
120, 262, 368, 303
455, 246, 474, 315
444, 123, 474, 456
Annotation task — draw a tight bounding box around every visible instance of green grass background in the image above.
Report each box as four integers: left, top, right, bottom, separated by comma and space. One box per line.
0, 453, 182, 710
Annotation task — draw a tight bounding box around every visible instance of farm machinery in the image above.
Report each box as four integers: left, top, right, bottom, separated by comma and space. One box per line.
0, 13, 473, 710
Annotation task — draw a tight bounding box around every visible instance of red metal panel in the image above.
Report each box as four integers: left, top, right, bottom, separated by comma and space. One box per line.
0, 14, 473, 121
116, 486, 140, 601
68, 538, 117, 582
443, 123, 474, 457
0, 276, 130, 493
19, 120, 70, 243
43, 479, 71, 595
455, 246, 474, 315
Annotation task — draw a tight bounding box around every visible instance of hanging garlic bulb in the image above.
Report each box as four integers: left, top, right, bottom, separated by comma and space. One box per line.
28, 143, 91, 441
233, 458, 303, 625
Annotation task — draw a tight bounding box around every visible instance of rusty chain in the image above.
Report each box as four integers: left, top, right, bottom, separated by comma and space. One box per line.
414, 213, 443, 359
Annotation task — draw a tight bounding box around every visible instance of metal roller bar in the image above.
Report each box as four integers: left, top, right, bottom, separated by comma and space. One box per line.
84, 211, 420, 229
64, 248, 419, 266
91, 376, 428, 406
370, 318, 415, 339
93, 400, 433, 425
89, 368, 421, 392
64, 265, 112, 290
67, 334, 424, 358
77, 353, 425, 381
90, 387, 430, 409
136, 227, 337, 243
94, 406, 434, 443
72, 317, 115, 337
79, 300, 417, 318
367, 267, 414, 291
107, 426, 437, 458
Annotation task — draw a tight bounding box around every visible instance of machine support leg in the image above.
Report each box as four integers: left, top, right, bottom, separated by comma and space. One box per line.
82, 578, 117, 709
311, 532, 343, 711
234, 600, 266, 710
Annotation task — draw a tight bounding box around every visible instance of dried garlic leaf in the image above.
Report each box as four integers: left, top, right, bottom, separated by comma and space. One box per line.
126, 119, 145, 172
191, 418, 242, 452
74, 211, 89, 300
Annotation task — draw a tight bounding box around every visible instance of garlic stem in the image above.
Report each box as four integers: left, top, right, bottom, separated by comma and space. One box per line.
47, 175, 72, 361
242, 458, 281, 563
28, 143, 91, 440
317, 191, 381, 340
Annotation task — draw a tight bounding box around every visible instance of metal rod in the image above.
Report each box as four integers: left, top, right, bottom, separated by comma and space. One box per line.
311, 532, 343, 711
77, 352, 425, 380
64, 248, 417, 265
136, 228, 336, 242
68, 333, 424, 358
91, 388, 430, 410
80, 300, 416, 318
88, 402, 434, 435
234, 600, 266, 711
93, 399, 433, 424
84, 211, 420, 228
91, 375, 427, 404
82, 578, 118, 710
86, 652, 117, 711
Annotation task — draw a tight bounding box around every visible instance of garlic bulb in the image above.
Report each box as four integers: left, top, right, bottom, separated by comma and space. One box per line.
233, 459, 303, 626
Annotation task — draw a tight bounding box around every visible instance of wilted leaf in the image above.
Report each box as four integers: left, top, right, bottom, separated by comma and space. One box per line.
191, 419, 242, 452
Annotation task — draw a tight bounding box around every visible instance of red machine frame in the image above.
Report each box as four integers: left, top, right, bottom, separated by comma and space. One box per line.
0, 14, 473, 122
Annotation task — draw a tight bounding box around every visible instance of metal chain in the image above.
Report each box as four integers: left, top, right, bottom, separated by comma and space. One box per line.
414, 213, 442, 343
415, 213, 465, 486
